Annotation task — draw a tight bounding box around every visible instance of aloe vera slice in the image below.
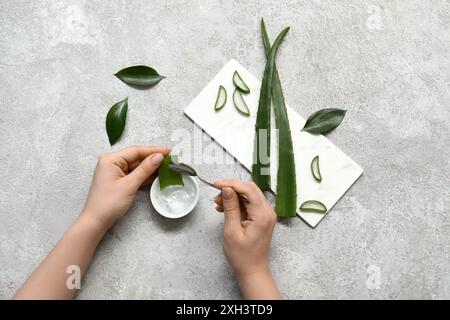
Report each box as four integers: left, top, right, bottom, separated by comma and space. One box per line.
300, 200, 327, 213
214, 85, 227, 111
233, 71, 250, 94
159, 155, 184, 190
233, 89, 250, 117
311, 155, 322, 182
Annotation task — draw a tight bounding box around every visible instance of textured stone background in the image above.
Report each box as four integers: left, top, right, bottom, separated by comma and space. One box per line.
1, 0, 449, 299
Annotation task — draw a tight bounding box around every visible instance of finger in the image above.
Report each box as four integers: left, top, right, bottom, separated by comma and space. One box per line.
128, 161, 158, 184
141, 173, 157, 186
215, 195, 247, 218
128, 160, 140, 173
125, 153, 164, 191
221, 187, 242, 232
214, 180, 263, 203
214, 194, 223, 207
126, 167, 157, 186
242, 220, 251, 228
215, 180, 270, 222
214, 194, 224, 212
114, 146, 171, 165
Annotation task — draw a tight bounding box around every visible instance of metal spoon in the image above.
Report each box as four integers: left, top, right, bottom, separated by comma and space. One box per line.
169, 162, 249, 203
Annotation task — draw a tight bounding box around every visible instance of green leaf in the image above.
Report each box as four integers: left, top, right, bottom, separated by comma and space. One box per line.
106, 97, 128, 145
114, 65, 165, 87
252, 25, 290, 191
261, 18, 272, 57
159, 155, 184, 190
261, 18, 297, 217
302, 108, 347, 134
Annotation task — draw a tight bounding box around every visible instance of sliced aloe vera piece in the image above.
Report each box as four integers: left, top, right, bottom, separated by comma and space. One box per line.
159, 155, 184, 190
300, 200, 327, 213
311, 155, 322, 182
214, 85, 227, 111
233, 71, 250, 94
233, 89, 250, 117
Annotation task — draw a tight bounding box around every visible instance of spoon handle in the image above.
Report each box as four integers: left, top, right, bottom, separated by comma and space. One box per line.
197, 176, 249, 203
197, 175, 219, 190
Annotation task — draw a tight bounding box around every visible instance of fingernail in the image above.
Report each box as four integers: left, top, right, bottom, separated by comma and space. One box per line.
151, 153, 164, 165
222, 187, 233, 200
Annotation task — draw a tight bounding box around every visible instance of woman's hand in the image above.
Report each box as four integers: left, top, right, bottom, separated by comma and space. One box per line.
82, 146, 171, 230
213, 180, 282, 300
15, 145, 171, 300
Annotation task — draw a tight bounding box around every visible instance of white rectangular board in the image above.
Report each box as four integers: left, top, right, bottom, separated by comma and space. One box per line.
184, 59, 363, 227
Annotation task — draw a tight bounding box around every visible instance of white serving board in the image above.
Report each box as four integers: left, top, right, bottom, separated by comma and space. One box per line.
184, 59, 363, 227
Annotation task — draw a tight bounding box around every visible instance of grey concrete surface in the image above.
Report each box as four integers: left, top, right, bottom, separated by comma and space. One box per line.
1, 0, 449, 299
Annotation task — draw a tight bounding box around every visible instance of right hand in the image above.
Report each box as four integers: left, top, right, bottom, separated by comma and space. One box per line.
213, 180, 277, 278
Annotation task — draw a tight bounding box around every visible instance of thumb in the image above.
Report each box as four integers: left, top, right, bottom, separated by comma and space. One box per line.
222, 187, 242, 231
126, 153, 164, 191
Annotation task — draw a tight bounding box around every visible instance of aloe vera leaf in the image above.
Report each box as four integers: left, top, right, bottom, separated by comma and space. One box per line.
159, 155, 184, 190
311, 155, 322, 182
252, 26, 290, 191
300, 200, 327, 213
261, 18, 297, 217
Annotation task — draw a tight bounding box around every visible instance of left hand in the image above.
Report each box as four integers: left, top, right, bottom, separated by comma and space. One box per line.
82, 146, 171, 230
